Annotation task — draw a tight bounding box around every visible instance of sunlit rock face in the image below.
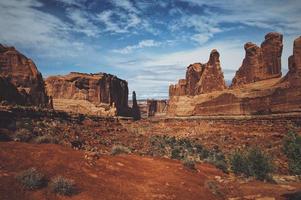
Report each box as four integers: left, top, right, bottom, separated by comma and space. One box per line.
231, 32, 283, 88
168, 33, 301, 117
169, 49, 227, 97
45, 72, 130, 116
0, 44, 49, 107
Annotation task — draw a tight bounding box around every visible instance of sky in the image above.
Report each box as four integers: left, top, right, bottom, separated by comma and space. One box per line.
0, 0, 301, 99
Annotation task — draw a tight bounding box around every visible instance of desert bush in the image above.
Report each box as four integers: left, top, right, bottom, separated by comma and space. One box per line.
182, 159, 196, 170
14, 128, 32, 142
229, 148, 274, 180
35, 135, 59, 144
16, 168, 46, 190
283, 131, 301, 175
206, 149, 228, 173
50, 176, 77, 196
229, 150, 249, 175
111, 145, 131, 155
149, 135, 211, 162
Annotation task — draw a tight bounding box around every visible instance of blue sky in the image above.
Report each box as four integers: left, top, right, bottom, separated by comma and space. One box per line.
1, 0, 301, 99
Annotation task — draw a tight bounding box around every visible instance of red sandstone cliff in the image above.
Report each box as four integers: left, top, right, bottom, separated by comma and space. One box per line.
0, 44, 49, 107
231, 33, 283, 88
45, 72, 130, 116
169, 49, 227, 96
168, 33, 301, 117
281, 36, 301, 86
147, 99, 167, 117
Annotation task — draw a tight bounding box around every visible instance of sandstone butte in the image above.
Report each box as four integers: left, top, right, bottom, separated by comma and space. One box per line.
169, 49, 227, 96
0, 44, 50, 107
45, 72, 131, 117
168, 33, 301, 116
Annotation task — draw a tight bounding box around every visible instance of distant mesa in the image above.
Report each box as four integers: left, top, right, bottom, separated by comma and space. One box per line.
147, 99, 167, 117
168, 32, 301, 116
0, 44, 134, 118
45, 72, 131, 117
0, 44, 50, 107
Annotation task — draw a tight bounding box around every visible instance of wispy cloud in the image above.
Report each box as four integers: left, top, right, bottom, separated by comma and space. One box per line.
66, 8, 99, 37
112, 40, 161, 54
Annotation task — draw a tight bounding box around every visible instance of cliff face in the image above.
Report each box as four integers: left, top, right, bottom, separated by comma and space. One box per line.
168, 33, 301, 117
0, 44, 49, 107
231, 33, 283, 88
147, 100, 167, 117
45, 72, 130, 116
282, 36, 301, 86
169, 49, 227, 97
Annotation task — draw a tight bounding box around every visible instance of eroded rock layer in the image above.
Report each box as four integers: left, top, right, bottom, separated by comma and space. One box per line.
231, 32, 283, 88
147, 99, 167, 117
0, 44, 49, 107
169, 49, 227, 97
168, 34, 301, 117
45, 72, 130, 116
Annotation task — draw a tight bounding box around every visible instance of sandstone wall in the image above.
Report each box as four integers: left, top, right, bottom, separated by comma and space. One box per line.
0, 44, 49, 107
231, 33, 283, 88
45, 72, 130, 116
168, 33, 301, 117
169, 49, 226, 97
147, 99, 167, 117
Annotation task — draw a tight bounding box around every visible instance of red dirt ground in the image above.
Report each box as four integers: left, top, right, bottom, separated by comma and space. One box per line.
1, 142, 301, 200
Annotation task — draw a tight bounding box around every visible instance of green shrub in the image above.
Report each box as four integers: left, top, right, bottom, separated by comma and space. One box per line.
50, 176, 77, 196
35, 135, 59, 144
149, 135, 212, 162
182, 159, 196, 170
206, 150, 228, 173
229, 148, 274, 181
16, 168, 46, 190
171, 147, 184, 160
14, 129, 33, 142
111, 145, 131, 155
283, 131, 301, 175
229, 150, 249, 175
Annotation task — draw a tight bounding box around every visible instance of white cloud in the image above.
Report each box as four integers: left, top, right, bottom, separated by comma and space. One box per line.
66, 8, 99, 37
112, 40, 161, 54
179, 0, 301, 35
111, 0, 139, 13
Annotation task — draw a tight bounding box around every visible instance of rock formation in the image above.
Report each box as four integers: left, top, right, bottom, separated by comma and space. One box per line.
281, 36, 301, 86
45, 72, 130, 116
147, 99, 167, 117
169, 49, 227, 96
131, 91, 141, 120
231, 32, 283, 87
0, 76, 25, 105
0, 44, 49, 107
168, 33, 301, 117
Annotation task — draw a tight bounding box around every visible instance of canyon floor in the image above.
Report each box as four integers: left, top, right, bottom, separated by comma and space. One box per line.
0, 106, 301, 199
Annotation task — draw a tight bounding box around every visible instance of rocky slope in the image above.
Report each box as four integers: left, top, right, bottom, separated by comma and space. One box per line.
0, 44, 49, 107
168, 33, 301, 116
45, 72, 130, 116
169, 49, 227, 96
